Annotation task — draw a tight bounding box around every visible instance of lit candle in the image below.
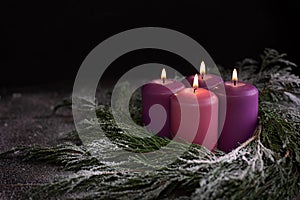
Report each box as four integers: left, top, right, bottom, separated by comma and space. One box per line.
170, 75, 219, 150
213, 69, 258, 152
142, 68, 185, 138
184, 61, 223, 89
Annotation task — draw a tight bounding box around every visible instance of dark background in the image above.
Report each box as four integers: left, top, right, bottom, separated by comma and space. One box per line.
1, 1, 299, 87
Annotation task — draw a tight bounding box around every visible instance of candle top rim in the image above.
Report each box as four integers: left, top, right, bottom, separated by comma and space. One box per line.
143, 79, 185, 94
214, 81, 258, 97
185, 74, 224, 89
150, 79, 175, 85
189, 73, 223, 80
171, 88, 218, 105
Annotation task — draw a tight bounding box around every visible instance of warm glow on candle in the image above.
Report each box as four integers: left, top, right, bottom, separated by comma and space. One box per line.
200, 61, 206, 79
161, 68, 166, 83
193, 74, 198, 93
232, 68, 238, 86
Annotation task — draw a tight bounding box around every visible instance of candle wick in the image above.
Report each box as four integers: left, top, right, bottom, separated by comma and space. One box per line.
193, 88, 197, 93
162, 78, 165, 84
234, 80, 236, 86
201, 73, 204, 80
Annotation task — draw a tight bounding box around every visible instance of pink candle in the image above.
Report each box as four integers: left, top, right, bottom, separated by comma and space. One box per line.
142, 69, 185, 138
184, 61, 223, 89
213, 69, 258, 152
170, 75, 219, 150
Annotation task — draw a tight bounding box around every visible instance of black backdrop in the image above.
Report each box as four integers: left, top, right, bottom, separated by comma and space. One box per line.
1, 1, 299, 86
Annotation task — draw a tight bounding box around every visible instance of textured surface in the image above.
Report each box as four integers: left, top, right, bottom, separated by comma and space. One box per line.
0, 83, 75, 199
0, 158, 67, 200
0, 83, 75, 152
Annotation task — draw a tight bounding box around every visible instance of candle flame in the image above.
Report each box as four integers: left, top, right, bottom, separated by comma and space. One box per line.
161, 68, 166, 79
193, 74, 199, 89
200, 61, 206, 76
232, 68, 238, 81
161, 68, 166, 83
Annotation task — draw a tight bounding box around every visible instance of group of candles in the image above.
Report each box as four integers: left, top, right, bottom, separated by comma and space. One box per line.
142, 62, 258, 152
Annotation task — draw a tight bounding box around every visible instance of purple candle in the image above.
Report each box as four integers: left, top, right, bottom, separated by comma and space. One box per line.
213, 69, 258, 152
142, 69, 185, 138
184, 61, 223, 89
